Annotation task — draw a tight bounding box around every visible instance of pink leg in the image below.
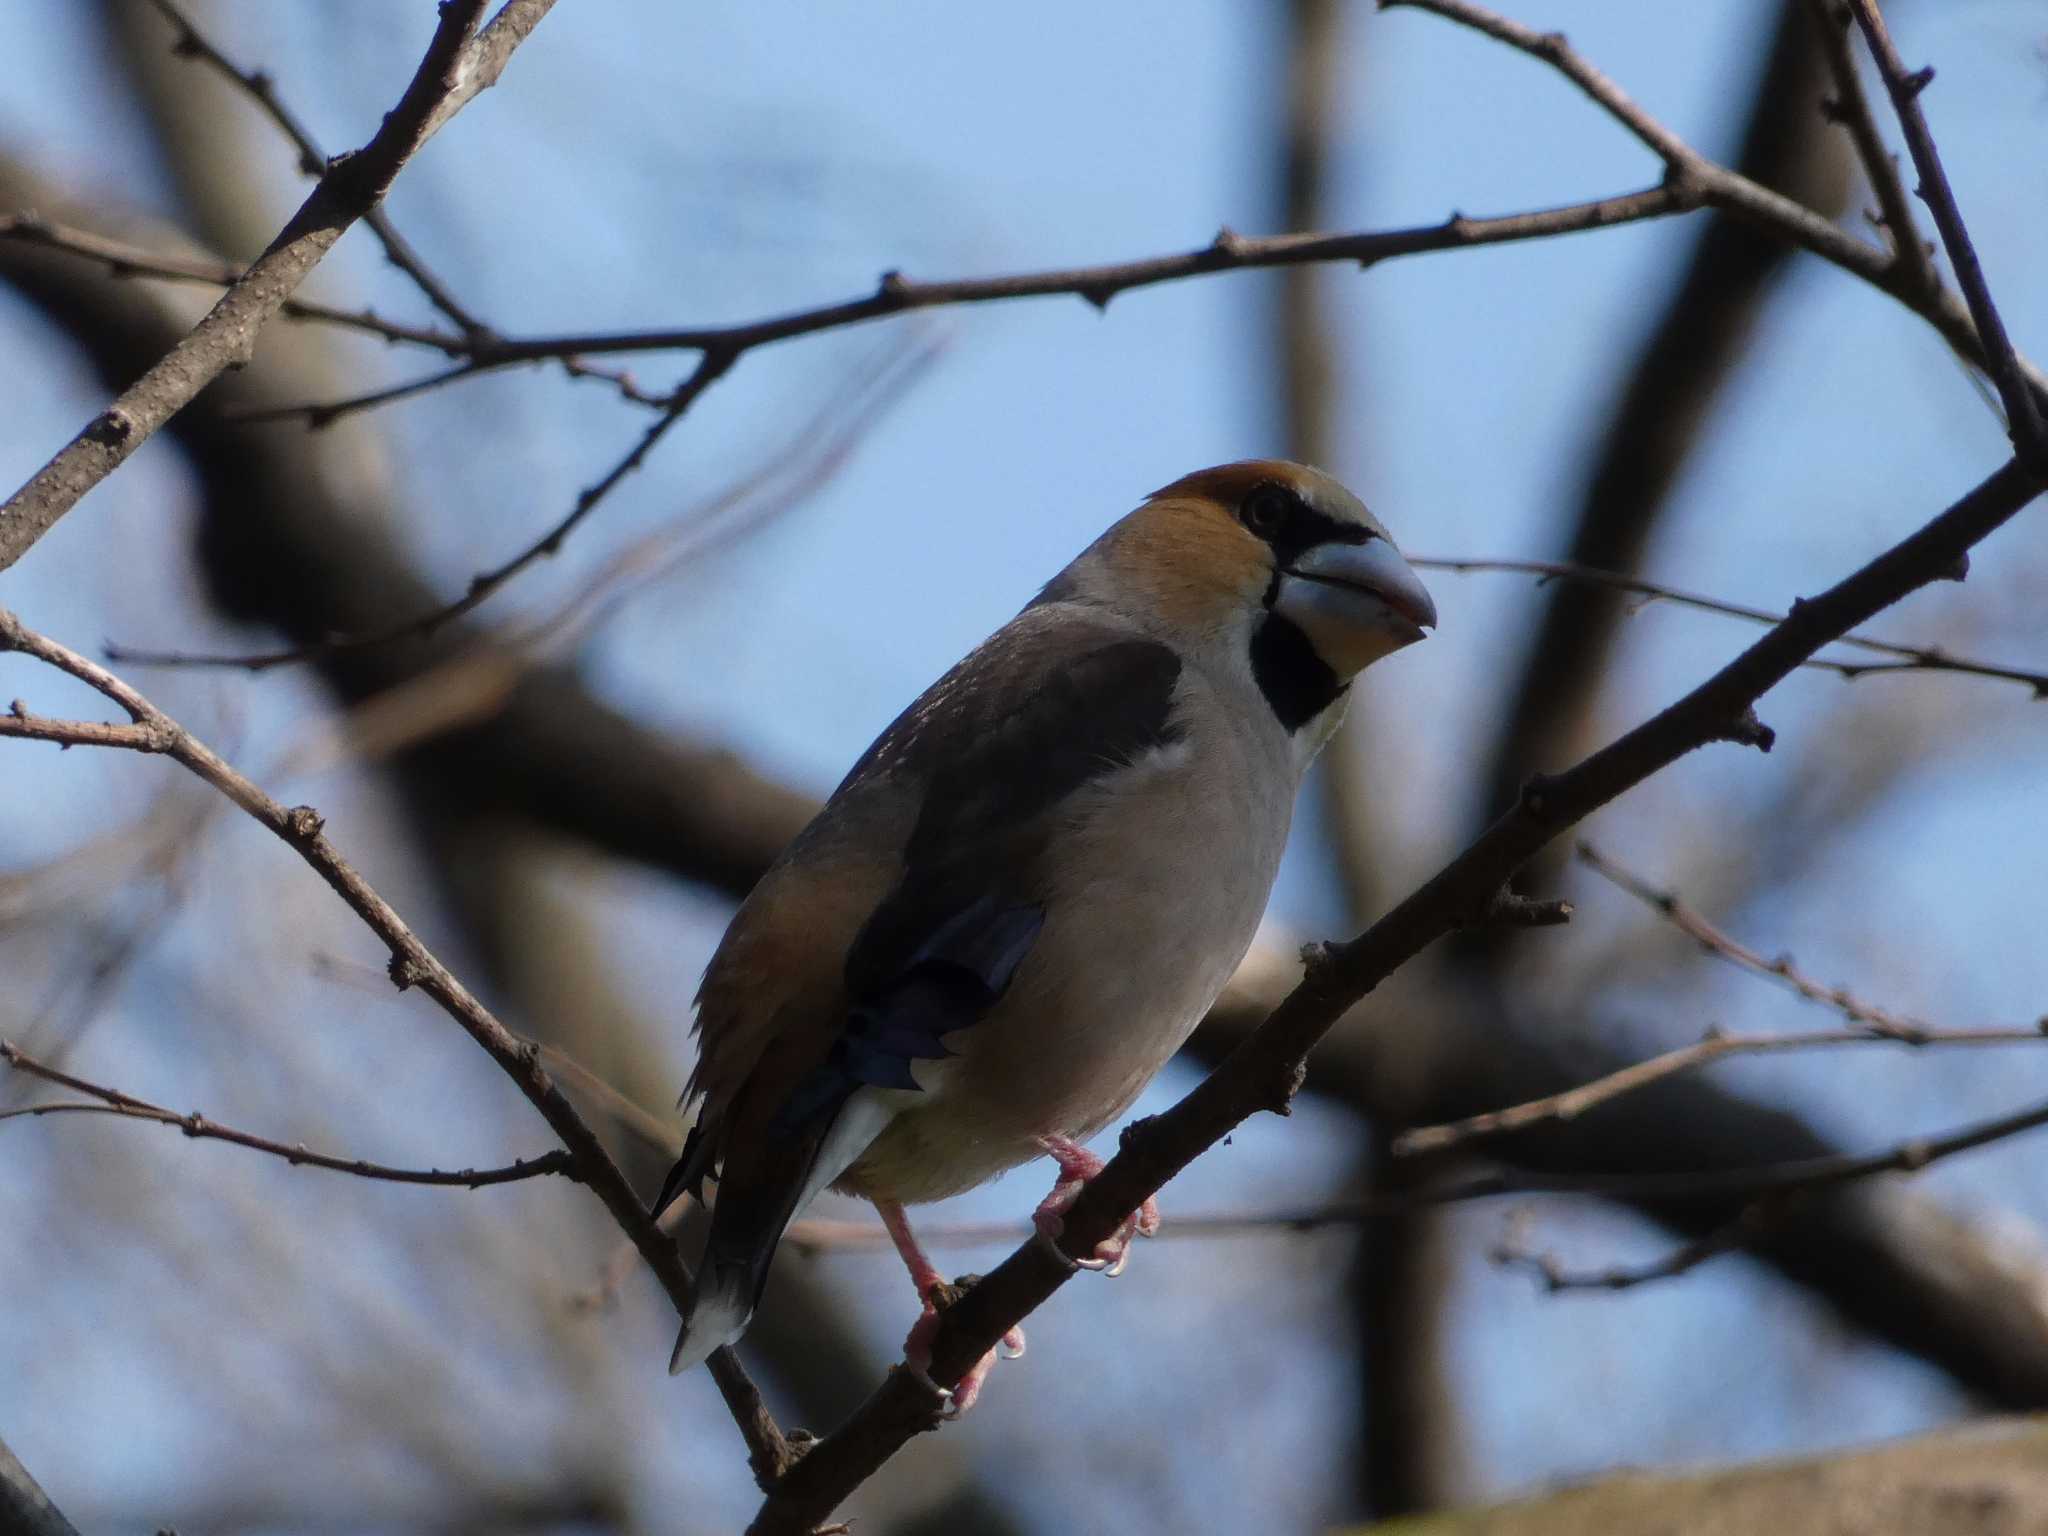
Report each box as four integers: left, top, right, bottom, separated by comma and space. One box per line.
875, 1198, 1025, 1415
1030, 1134, 1161, 1276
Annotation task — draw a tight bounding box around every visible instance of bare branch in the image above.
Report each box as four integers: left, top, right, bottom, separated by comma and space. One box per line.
104, 336, 933, 673
1847, 0, 2048, 473
1497, 1085, 2048, 1290
0, 609, 796, 1487
142, 0, 488, 334
1803, 0, 1939, 295
1381, 0, 2044, 411
1, 1039, 577, 1188
1413, 555, 2048, 696
1397, 1021, 2048, 1156
0, 0, 543, 572
0, 211, 468, 351
1492, 1207, 1768, 1291
1576, 840, 1948, 1041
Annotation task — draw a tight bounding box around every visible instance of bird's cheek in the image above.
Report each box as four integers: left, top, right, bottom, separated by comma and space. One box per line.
1274, 577, 1430, 676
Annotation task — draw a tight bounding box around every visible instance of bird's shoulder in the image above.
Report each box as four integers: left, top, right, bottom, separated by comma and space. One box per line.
833, 602, 1185, 813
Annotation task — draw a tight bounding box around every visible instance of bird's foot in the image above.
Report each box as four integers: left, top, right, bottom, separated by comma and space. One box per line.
902, 1277, 1026, 1417
1031, 1134, 1161, 1276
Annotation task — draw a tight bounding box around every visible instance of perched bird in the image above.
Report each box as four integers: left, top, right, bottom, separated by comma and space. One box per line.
662, 459, 1435, 1407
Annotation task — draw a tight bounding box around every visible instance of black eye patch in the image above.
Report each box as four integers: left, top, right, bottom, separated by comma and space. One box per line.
1239, 481, 1373, 568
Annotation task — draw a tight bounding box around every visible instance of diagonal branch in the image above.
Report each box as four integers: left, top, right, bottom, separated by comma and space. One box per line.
0, 1437, 79, 1536
0, 609, 796, 1489
1575, 840, 1948, 1040
749, 451, 2042, 1529
1803, 0, 1938, 296
140, 0, 487, 335
1847, 0, 2048, 471
0, 0, 548, 572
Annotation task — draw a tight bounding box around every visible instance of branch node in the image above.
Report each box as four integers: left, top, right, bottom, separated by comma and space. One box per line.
1209, 225, 1247, 258
876, 269, 911, 302
1519, 771, 1556, 817
1901, 64, 1935, 97
1473, 888, 1575, 929
1716, 707, 1776, 753
284, 804, 326, 843
1261, 1057, 1308, 1116
388, 953, 425, 992
87, 408, 134, 446
1297, 939, 1338, 982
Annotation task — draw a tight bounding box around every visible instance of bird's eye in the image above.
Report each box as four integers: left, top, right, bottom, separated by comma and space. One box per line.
1241, 485, 1293, 537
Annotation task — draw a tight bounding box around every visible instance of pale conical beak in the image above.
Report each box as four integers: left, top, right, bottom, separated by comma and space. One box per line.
1280, 536, 1436, 633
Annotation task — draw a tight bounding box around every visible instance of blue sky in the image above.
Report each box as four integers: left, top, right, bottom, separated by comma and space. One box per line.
3, 1, 2047, 1530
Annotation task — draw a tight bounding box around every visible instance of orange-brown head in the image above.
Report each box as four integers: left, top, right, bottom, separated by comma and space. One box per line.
1037, 460, 1434, 708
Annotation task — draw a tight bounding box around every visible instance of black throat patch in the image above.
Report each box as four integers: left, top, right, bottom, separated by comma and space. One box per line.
1250, 611, 1345, 732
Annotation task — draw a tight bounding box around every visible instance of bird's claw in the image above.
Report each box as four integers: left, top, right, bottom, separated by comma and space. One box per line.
902, 1285, 1026, 1417
1032, 1135, 1162, 1275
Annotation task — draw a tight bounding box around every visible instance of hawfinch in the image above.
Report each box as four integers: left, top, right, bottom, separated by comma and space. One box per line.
663, 460, 1434, 1406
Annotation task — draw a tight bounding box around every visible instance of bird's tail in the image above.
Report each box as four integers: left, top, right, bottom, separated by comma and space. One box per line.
667, 1088, 896, 1377
669, 1250, 756, 1375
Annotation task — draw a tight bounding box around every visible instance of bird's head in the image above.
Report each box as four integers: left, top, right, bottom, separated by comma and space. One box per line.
1039, 460, 1435, 698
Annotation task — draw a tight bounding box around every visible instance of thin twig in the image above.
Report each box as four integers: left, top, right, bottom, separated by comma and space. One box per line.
1495, 1083, 2048, 1290
1, 1039, 577, 1188
0, 0, 548, 572
224, 361, 492, 428
1412, 556, 2048, 697
107, 337, 933, 674
1803, 0, 1938, 295
1380, 0, 2044, 413
1395, 1020, 2048, 1156
0, 212, 468, 351
1576, 840, 1943, 1041
1847, 0, 2048, 473
1491, 1206, 1772, 1291
144, 0, 489, 335
0, 609, 795, 1486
